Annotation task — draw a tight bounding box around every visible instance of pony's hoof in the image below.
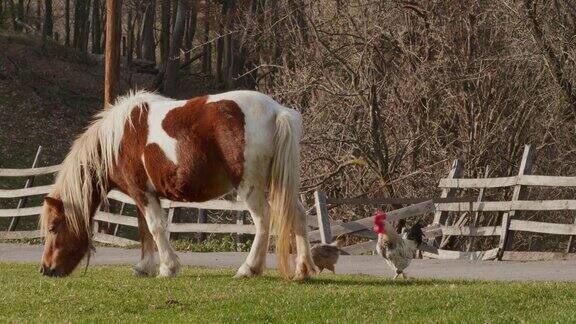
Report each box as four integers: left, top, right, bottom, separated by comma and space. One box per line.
234, 263, 262, 278
158, 263, 180, 278
294, 261, 316, 281
133, 265, 155, 278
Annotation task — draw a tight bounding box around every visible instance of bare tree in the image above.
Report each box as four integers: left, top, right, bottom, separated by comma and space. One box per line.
43, 0, 53, 37
163, 0, 190, 95
140, 0, 156, 62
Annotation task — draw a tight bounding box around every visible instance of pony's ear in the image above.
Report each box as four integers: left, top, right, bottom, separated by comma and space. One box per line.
44, 197, 64, 213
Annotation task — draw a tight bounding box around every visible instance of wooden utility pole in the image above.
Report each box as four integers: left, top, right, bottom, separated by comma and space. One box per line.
104, 0, 122, 107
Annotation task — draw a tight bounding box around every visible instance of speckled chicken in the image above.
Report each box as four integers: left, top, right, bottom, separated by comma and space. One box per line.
373, 212, 424, 279
311, 239, 344, 273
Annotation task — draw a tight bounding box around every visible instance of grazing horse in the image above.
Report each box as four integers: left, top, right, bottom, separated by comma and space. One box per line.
40, 90, 316, 280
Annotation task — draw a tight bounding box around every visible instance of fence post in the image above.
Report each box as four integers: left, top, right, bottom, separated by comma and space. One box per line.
498, 145, 534, 260
567, 216, 576, 253
432, 159, 464, 247
166, 205, 175, 240
196, 209, 206, 242
8, 145, 43, 231
314, 190, 332, 244
113, 202, 125, 236
466, 166, 490, 252
234, 210, 246, 248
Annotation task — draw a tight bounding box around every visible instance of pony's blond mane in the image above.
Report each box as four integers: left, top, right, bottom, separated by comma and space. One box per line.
43, 90, 169, 236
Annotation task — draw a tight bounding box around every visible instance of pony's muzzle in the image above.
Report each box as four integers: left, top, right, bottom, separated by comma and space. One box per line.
40, 264, 63, 277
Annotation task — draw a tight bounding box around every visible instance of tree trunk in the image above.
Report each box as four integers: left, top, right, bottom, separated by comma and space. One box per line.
104, 0, 122, 107
15, 0, 23, 31
163, 0, 189, 96
35, 0, 40, 30
65, 0, 70, 45
8, 0, 17, 31
83, 0, 91, 52
91, 0, 101, 53
183, 0, 197, 64
0, 0, 4, 29
160, 0, 171, 67
215, 0, 228, 82
73, 0, 91, 51
43, 0, 52, 37
201, 0, 211, 74
141, 0, 156, 62
127, 9, 134, 67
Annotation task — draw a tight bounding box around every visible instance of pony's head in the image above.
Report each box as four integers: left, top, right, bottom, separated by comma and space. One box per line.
40, 196, 90, 277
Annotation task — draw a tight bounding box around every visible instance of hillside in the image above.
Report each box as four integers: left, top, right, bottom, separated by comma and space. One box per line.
0, 31, 216, 169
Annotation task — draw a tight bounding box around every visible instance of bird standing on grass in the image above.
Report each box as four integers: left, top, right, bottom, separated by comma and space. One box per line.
311, 239, 344, 274
373, 212, 424, 279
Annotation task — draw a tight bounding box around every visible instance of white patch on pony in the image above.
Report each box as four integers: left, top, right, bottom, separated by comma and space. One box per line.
206, 91, 281, 188
146, 100, 187, 164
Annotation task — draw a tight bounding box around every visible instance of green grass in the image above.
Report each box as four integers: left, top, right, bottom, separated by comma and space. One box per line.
1, 264, 575, 323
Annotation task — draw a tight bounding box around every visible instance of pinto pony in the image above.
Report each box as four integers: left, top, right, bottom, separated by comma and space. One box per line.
40, 90, 316, 280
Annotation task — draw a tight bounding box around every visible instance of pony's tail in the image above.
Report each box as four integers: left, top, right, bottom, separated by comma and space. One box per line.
269, 109, 302, 279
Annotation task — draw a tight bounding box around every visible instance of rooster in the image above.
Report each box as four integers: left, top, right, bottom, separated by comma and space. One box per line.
373, 212, 424, 279
311, 239, 344, 274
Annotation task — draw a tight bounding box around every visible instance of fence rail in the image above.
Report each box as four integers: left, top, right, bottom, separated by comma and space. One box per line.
3, 143, 576, 259
0, 152, 254, 246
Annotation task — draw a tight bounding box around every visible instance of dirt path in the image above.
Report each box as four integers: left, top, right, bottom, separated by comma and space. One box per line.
2, 243, 575, 282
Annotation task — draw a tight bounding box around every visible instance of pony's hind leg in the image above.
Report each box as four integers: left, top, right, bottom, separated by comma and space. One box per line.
134, 209, 157, 277
141, 193, 180, 277
235, 187, 269, 278
293, 202, 317, 281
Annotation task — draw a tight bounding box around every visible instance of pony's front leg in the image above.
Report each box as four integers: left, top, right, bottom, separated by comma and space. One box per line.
235, 189, 269, 278
134, 209, 157, 277
141, 193, 180, 277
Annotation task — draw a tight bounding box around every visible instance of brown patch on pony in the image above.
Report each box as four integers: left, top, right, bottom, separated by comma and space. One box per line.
141, 96, 246, 202
110, 103, 151, 206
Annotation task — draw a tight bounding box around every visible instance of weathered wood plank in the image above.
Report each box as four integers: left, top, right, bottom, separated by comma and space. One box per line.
509, 219, 576, 236
439, 176, 517, 189
440, 225, 501, 237
94, 211, 138, 227
93, 232, 140, 247
9, 146, 43, 231
314, 190, 332, 244
165, 200, 248, 210
439, 175, 576, 189
0, 229, 44, 239
168, 223, 256, 234
325, 196, 476, 205
0, 165, 61, 177
436, 200, 576, 212
518, 175, 576, 187
0, 206, 43, 217
433, 159, 464, 226
308, 200, 435, 241
0, 185, 53, 198
498, 145, 534, 260
107, 190, 248, 211
341, 240, 376, 255
501, 251, 576, 261
433, 160, 464, 248
422, 247, 499, 260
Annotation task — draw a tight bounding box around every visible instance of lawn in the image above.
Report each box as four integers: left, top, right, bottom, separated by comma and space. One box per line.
0, 264, 575, 323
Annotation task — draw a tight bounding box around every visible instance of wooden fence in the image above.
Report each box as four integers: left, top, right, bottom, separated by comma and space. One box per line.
311, 145, 576, 261
3, 144, 576, 261
0, 147, 255, 246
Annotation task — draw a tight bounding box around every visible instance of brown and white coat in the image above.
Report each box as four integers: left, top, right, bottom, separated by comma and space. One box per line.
40, 90, 316, 280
